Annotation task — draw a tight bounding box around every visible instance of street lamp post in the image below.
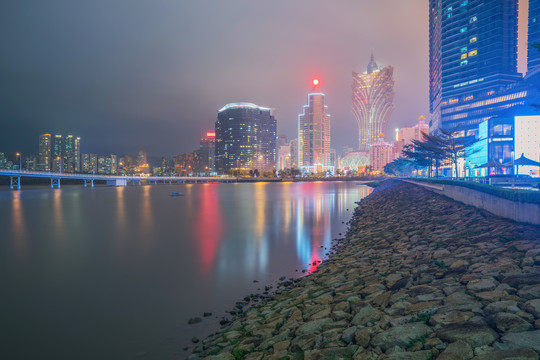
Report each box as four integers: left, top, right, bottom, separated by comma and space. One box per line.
16, 152, 21, 171
511, 151, 515, 189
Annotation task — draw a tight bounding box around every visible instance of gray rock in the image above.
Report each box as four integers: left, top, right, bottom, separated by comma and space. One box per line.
518, 284, 540, 300
467, 278, 497, 292
485, 301, 518, 315
473, 348, 540, 360
371, 322, 432, 351
206, 354, 234, 360
295, 318, 333, 336
303, 345, 359, 359
436, 321, 499, 348
501, 330, 540, 351
437, 340, 473, 360
341, 326, 357, 344
355, 327, 371, 348
522, 299, 540, 319
388, 350, 433, 360
351, 305, 382, 326
490, 312, 532, 333
501, 274, 540, 288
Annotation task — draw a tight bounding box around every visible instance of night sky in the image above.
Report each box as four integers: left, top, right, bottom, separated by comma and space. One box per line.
0, 1, 529, 159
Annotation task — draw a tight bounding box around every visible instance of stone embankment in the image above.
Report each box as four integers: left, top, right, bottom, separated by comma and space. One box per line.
189, 180, 540, 360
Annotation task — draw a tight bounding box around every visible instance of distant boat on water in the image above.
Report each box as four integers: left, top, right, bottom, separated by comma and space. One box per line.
171, 191, 184, 197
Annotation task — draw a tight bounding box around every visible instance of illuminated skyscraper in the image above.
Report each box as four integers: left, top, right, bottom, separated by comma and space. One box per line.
529, 0, 540, 73
215, 102, 277, 174
298, 80, 332, 171
429, 0, 523, 135
64, 135, 81, 173
352, 55, 395, 151
38, 134, 52, 171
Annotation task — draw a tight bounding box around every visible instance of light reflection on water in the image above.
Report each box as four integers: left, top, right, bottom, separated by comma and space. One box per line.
0, 182, 371, 359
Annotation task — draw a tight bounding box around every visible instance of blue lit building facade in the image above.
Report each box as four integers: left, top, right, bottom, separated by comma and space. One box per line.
215, 102, 277, 174
529, 0, 540, 73
429, 0, 524, 137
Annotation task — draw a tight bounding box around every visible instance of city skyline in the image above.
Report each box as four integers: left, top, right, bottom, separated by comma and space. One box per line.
1, 1, 436, 157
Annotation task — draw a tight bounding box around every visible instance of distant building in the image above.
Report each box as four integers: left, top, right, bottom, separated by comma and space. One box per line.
159, 157, 172, 176
52, 156, 64, 173
339, 151, 370, 172
394, 116, 429, 157
137, 149, 148, 166
352, 55, 395, 151
298, 84, 332, 172
289, 138, 298, 169
38, 134, 52, 172
369, 136, 393, 172
53, 135, 63, 161
276, 135, 288, 148
136, 149, 150, 174
0, 153, 7, 169
81, 153, 98, 174
173, 153, 194, 176
194, 132, 215, 175
25, 155, 37, 171
277, 143, 292, 170
118, 155, 134, 175
215, 102, 277, 174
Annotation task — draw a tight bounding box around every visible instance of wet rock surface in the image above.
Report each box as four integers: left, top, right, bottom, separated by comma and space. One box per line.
188, 180, 540, 359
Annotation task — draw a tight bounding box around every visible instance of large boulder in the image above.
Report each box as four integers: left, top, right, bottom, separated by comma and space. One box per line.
501, 330, 540, 352
473, 348, 539, 360
436, 321, 498, 348
371, 323, 432, 351
436, 340, 473, 360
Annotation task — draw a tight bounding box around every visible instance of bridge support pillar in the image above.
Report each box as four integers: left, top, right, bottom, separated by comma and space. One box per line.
10, 176, 21, 190
50, 178, 61, 189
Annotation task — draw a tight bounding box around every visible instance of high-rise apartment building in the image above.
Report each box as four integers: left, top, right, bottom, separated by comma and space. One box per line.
529, 0, 540, 73
429, 0, 524, 135
197, 132, 216, 174
215, 102, 277, 174
352, 55, 395, 151
298, 85, 332, 171
38, 134, 52, 171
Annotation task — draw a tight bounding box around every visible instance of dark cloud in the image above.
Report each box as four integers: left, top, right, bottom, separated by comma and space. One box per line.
1, 0, 432, 158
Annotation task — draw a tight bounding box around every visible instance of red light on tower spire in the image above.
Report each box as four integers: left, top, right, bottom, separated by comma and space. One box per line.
312, 78, 320, 91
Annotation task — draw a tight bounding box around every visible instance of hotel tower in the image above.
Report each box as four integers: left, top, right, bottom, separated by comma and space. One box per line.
352, 55, 395, 151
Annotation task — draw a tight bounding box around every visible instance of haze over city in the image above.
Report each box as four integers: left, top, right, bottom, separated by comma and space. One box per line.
0, 0, 437, 157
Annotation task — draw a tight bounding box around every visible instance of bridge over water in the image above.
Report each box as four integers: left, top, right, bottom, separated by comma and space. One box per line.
0, 169, 236, 190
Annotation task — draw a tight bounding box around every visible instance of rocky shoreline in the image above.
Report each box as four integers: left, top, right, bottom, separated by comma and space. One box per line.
188, 179, 540, 360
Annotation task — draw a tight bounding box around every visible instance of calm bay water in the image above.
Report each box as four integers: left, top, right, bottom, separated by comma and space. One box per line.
0, 181, 372, 359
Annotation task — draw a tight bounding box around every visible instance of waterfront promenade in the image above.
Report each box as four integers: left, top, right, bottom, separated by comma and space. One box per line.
190, 180, 540, 359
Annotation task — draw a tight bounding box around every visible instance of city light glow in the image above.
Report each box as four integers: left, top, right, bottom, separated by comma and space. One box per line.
312, 79, 319, 86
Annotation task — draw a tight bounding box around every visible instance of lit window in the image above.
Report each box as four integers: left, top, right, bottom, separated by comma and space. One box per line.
461, 0, 468, 5
460, 27, 468, 33
469, 16, 477, 23
460, 60, 468, 66
470, 37, 477, 43
469, 50, 477, 56
461, 53, 467, 59
461, 46, 468, 52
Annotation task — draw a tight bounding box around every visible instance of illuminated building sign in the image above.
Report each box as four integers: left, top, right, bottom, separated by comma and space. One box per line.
206, 132, 215, 138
